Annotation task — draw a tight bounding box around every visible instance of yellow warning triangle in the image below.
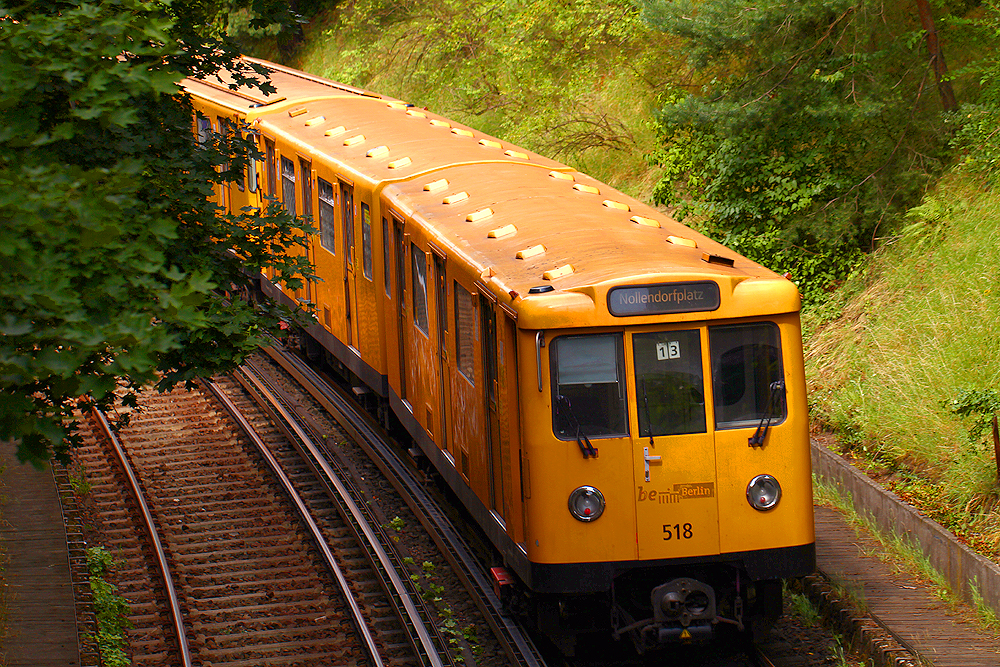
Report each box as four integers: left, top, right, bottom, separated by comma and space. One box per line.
680, 628, 692, 640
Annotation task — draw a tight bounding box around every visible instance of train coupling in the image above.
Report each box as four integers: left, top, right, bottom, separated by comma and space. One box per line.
647, 577, 717, 643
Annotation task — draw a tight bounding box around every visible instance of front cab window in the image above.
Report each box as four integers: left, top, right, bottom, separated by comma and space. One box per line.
710, 322, 785, 429
552, 334, 627, 439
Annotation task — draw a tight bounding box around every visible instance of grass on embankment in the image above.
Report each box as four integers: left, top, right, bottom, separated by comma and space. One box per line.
805, 178, 1000, 556
239, 0, 683, 203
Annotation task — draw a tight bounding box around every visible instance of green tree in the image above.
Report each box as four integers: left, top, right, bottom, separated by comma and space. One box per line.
319, 0, 671, 162
0, 0, 315, 466
638, 0, 965, 300
947, 2, 1000, 185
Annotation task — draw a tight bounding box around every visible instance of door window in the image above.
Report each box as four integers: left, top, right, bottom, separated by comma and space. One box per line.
361, 203, 373, 280
382, 217, 391, 296
632, 330, 706, 436
455, 282, 475, 381
299, 158, 311, 217
281, 156, 295, 214
265, 139, 277, 196
411, 243, 429, 334
341, 182, 354, 265
196, 116, 212, 144
318, 179, 335, 253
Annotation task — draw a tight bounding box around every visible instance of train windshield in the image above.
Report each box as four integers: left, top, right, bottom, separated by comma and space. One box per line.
633, 330, 706, 436
549, 324, 784, 439
709, 323, 784, 429
551, 334, 628, 439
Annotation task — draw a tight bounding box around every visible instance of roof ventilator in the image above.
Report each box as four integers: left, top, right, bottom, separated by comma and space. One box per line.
702, 252, 735, 267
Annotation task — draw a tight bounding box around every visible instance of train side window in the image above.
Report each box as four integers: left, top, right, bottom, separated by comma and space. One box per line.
281, 156, 296, 214
551, 334, 628, 439
361, 203, 373, 280
632, 330, 706, 436
454, 282, 475, 381
265, 139, 277, 197
382, 217, 391, 296
247, 132, 259, 193
709, 323, 785, 429
411, 242, 429, 334
220, 119, 244, 192
317, 179, 336, 253
299, 158, 312, 218
196, 116, 212, 144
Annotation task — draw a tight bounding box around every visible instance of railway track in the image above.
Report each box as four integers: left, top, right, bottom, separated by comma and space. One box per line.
67, 341, 853, 667
244, 345, 546, 667
211, 367, 449, 666
244, 343, 845, 667
73, 379, 433, 666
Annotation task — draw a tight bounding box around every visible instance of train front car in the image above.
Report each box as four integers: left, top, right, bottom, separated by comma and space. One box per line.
512, 230, 815, 654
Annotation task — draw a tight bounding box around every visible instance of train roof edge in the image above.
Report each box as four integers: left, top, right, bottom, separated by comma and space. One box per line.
181, 57, 803, 327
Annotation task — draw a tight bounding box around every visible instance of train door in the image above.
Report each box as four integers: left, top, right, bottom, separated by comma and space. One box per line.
498, 308, 521, 538
628, 328, 719, 560
393, 217, 408, 402
480, 293, 504, 522
218, 117, 232, 213
315, 176, 340, 337
299, 158, 314, 306
340, 180, 356, 348
432, 250, 450, 453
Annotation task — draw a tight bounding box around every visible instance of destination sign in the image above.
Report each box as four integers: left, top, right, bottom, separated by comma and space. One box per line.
607, 281, 720, 316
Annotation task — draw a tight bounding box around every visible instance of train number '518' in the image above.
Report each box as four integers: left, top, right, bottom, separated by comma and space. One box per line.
663, 523, 694, 540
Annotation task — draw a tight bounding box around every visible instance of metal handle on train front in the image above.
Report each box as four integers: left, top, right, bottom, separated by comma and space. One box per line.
535, 331, 545, 392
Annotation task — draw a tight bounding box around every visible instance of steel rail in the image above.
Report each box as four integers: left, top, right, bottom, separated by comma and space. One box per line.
260, 344, 546, 667
203, 380, 386, 667
228, 364, 448, 667
752, 644, 777, 667
90, 408, 194, 667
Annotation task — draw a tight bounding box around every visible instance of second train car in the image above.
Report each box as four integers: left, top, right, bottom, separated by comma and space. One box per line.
183, 57, 815, 654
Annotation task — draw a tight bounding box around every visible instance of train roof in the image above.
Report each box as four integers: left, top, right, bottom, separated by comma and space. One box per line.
182, 58, 800, 324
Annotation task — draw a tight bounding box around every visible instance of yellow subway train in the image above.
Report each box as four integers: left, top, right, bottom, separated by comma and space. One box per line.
183, 57, 815, 654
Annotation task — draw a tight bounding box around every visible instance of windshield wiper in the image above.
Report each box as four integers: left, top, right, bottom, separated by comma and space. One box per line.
641, 378, 655, 448
748, 380, 785, 447
557, 394, 599, 459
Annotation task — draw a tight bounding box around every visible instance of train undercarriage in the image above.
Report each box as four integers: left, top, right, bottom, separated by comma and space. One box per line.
499, 565, 783, 656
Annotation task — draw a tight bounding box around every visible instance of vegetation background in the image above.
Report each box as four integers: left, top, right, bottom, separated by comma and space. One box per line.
3, 0, 1000, 566
235, 0, 1000, 556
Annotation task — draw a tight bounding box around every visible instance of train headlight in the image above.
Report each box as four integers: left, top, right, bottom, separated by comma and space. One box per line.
746, 474, 781, 511
568, 486, 605, 522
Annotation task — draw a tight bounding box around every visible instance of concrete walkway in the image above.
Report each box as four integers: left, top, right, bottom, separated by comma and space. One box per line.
816, 505, 1000, 666
0, 440, 80, 667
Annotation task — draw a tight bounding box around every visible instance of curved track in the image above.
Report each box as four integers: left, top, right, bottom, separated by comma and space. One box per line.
252, 344, 547, 667
73, 381, 419, 666
67, 344, 845, 667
